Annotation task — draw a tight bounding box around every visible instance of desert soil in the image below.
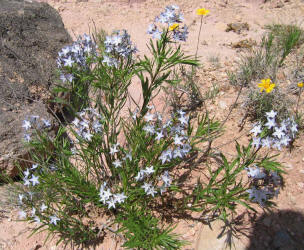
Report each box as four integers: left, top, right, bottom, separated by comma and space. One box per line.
1, 0, 304, 249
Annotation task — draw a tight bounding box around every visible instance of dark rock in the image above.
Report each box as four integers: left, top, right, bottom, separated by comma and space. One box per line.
231, 39, 256, 49
0, 0, 72, 178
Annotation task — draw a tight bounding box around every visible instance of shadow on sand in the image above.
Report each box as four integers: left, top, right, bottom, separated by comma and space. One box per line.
246, 209, 304, 250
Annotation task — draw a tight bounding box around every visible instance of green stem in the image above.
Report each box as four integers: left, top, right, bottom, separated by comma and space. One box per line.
195, 16, 203, 60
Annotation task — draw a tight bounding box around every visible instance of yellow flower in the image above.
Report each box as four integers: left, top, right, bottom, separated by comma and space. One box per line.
169, 23, 179, 31
258, 78, 276, 93
196, 8, 210, 16
298, 82, 303, 88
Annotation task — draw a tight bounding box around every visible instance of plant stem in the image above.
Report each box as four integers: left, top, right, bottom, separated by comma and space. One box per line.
295, 89, 302, 116
195, 16, 203, 60
192, 16, 203, 77
220, 85, 244, 129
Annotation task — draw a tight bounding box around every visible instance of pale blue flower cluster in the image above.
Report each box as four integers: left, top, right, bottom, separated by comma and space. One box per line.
159, 170, 172, 194
246, 186, 272, 206
99, 182, 127, 209
57, 34, 97, 70
18, 201, 53, 225
148, 5, 188, 42
102, 30, 137, 67
246, 164, 282, 206
104, 30, 137, 58
132, 107, 191, 197
155, 5, 184, 24
18, 163, 61, 226
138, 167, 173, 197
56, 34, 97, 84
250, 110, 298, 151
171, 25, 189, 42
245, 165, 266, 179
141, 182, 157, 197
140, 107, 191, 164
23, 166, 39, 187
19, 198, 59, 226
71, 108, 104, 142
22, 115, 51, 143
108, 142, 132, 171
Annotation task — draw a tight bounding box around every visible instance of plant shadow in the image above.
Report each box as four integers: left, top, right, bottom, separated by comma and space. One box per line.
246, 209, 304, 250
193, 209, 304, 250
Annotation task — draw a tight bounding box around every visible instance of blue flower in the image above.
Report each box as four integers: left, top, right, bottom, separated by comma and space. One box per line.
155, 5, 184, 25
104, 30, 137, 59
147, 24, 163, 39
172, 24, 189, 42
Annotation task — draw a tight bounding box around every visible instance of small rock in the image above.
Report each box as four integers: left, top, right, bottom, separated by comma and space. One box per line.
219, 101, 227, 109
226, 22, 249, 34
231, 39, 256, 49
288, 193, 297, 204
201, 40, 208, 46
275, 2, 284, 8
297, 182, 304, 189
285, 163, 293, 170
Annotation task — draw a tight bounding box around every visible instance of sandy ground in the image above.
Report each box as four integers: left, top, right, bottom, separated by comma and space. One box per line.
1, 0, 304, 249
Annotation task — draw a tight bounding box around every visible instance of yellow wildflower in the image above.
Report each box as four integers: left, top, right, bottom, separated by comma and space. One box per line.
196, 8, 210, 16
169, 23, 179, 31
298, 82, 303, 88
258, 78, 276, 93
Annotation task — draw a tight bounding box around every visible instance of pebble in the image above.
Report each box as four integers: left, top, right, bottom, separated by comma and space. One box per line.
288, 193, 297, 204
285, 163, 293, 170
219, 100, 227, 109
297, 182, 304, 189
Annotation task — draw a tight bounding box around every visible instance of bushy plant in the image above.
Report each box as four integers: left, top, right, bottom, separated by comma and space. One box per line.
242, 78, 291, 123
228, 23, 304, 87
52, 34, 97, 121
228, 33, 279, 87
229, 24, 304, 130
265, 23, 304, 66
10, 6, 286, 249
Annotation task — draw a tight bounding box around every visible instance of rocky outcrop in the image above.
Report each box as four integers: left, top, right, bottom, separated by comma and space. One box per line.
0, 0, 72, 178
